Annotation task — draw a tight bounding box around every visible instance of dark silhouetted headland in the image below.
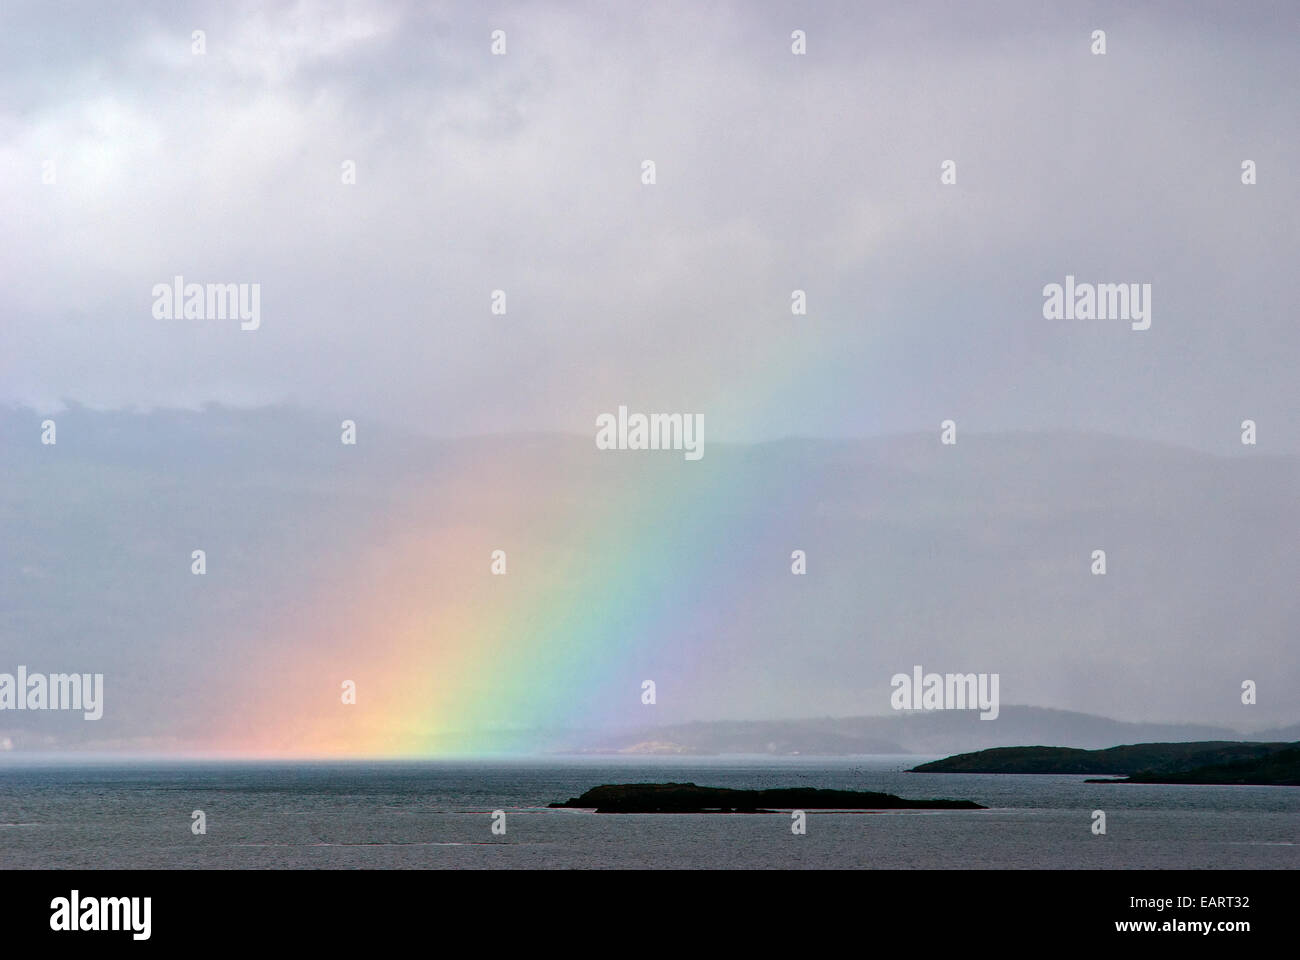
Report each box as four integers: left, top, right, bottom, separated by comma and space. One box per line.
912, 741, 1299, 785
1086, 745, 1300, 785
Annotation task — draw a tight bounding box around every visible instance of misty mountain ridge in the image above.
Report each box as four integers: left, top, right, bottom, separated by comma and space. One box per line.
553, 705, 1297, 757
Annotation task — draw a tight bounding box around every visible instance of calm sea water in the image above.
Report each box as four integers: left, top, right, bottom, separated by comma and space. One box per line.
1, 755, 1296, 869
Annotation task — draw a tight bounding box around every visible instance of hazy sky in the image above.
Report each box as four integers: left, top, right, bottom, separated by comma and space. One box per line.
2, 0, 1297, 451
1, 3, 1298, 754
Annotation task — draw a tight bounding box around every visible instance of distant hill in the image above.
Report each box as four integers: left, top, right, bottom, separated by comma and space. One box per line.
1250, 723, 1300, 742
558, 707, 1255, 757
912, 741, 1296, 776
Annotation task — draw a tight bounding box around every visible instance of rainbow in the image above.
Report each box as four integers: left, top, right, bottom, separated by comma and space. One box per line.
212, 401, 839, 756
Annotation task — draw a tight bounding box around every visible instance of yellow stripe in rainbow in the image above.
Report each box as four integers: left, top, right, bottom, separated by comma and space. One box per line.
210, 336, 856, 756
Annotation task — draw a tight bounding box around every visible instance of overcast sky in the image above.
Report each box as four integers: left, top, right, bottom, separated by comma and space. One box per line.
2, 0, 1297, 451
2, 2, 1299, 755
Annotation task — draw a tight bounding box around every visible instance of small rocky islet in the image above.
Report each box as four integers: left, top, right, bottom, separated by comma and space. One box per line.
548, 781, 985, 813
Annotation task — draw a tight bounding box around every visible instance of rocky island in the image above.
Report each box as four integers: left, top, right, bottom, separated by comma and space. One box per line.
548, 782, 985, 813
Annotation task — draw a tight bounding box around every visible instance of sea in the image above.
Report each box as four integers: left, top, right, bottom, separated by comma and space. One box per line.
1, 755, 1296, 869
